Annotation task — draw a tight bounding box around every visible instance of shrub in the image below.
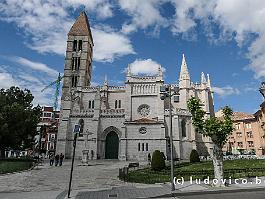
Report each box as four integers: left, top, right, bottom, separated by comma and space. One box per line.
190, 149, 200, 163
151, 150, 165, 171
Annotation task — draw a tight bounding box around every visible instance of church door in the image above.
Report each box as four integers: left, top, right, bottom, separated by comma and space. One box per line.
105, 131, 119, 159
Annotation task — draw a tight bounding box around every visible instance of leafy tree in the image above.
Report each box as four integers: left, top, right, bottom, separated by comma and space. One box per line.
0, 86, 42, 158
187, 97, 233, 186
190, 149, 200, 163
151, 150, 165, 171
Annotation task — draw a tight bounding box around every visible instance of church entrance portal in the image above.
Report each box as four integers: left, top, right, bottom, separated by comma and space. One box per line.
105, 131, 119, 159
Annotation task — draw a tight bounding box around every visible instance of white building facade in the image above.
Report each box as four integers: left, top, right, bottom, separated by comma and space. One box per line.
56, 12, 214, 161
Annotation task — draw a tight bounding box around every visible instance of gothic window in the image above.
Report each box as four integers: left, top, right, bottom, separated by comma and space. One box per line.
78, 119, 84, 137
138, 143, 140, 151
115, 100, 118, 109
71, 75, 78, 87
138, 104, 150, 117
142, 143, 144, 151
146, 143, 148, 151
181, 119, 186, 138
78, 40, 82, 51
92, 100, 94, 109
88, 100, 91, 109
118, 100, 121, 108
73, 40, 77, 51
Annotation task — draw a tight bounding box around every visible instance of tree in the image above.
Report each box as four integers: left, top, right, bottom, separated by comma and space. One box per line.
0, 86, 42, 158
151, 150, 165, 171
190, 149, 200, 163
187, 97, 233, 186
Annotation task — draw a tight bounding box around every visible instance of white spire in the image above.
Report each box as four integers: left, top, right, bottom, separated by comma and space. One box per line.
201, 72, 206, 84
179, 54, 190, 81
127, 64, 132, 76
104, 75, 108, 86
158, 65, 163, 77
207, 74, 211, 87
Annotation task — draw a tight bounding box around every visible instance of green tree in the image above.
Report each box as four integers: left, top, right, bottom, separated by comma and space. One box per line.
151, 150, 165, 171
0, 86, 42, 158
187, 97, 233, 186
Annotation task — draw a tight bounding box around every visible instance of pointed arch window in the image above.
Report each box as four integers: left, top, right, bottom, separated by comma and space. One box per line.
71, 75, 78, 87
73, 40, 77, 51
181, 119, 187, 138
118, 100, 121, 108
78, 119, 84, 137
78, 40, 82, 51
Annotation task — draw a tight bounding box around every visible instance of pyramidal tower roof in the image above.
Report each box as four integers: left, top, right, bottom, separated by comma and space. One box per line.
179, 54, 190, 80
68, 11, 93, 43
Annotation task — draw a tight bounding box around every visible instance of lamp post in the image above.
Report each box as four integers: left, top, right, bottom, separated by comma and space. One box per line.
68, 124, 81, 198
160, 84, 179, 191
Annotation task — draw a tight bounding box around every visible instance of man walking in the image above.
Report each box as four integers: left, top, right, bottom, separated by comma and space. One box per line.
59, 153, 64, 166
55, 154, 59, 166
49, 153, 55, 166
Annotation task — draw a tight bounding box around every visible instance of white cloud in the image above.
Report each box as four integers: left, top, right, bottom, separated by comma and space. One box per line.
12, 57, 58, 78
119, 0, 167, 34
93, 27, 135, 62
0, 66, 54, 106
212, 86, 240, 97
0, 0, 134, 62
128, 59, 165, 75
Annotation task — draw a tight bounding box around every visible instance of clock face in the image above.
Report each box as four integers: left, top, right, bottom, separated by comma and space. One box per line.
138, 104, 150, 117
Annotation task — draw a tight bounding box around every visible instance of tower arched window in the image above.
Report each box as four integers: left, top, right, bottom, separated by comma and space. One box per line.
181, 119, 187, 138
73, 40, 77, 51
138, 143, 140, 151
118, 100, 121, 108
78, 40, 82, 51
71, 75, 78, 87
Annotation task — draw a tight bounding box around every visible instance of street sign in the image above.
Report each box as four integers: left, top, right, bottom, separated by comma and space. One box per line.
73, 124, 80, 133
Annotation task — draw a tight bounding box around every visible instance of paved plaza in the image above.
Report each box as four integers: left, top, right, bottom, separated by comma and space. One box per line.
1, 160, 265, 199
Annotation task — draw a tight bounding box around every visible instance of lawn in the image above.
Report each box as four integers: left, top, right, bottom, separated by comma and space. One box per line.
125, 159, 265, 184
0, 160, 33, 174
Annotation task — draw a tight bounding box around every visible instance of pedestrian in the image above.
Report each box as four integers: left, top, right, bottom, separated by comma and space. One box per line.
59, 153, 64, 166
55, 154, 59, 166
49, 153, 55, 166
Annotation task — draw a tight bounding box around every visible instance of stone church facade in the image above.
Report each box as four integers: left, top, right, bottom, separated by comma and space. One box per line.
56, 12, 214, 161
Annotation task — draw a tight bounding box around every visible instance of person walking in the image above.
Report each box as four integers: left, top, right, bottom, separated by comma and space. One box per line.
59, 153, 64, 166
55, 154, 59, 166
49, 153, 55, 166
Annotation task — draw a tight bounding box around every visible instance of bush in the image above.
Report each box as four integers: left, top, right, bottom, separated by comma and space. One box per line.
190, 149, 200, 163
151, 150, 165, 171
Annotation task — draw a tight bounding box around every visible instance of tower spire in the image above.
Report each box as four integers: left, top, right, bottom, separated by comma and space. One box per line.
207, 74, 211, 87
158, 65, 163, 77
179, 54, 190, 81
104, 75, 108, 86
127, 64, 132, 76
201, 72, 207, 84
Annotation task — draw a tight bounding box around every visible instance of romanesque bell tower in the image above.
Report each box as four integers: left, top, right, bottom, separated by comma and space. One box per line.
56, 12, 93, 157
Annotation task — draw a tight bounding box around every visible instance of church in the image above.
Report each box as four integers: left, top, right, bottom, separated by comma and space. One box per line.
56, 12, 214, 161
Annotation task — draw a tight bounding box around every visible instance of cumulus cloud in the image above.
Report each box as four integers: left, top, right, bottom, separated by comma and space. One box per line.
119, 0, 167, 34
128, 59, 165, 75
0, 0, 134, 62
212, 86, 240, 97
0, 60, 58, 107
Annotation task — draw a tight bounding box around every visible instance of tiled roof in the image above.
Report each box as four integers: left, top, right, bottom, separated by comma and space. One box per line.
68, 12, 93, 42
232, 112, 255, 121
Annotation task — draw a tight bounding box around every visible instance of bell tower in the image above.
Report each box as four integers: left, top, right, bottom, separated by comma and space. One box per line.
62, 11, 93, 97
57, 12, 93, 157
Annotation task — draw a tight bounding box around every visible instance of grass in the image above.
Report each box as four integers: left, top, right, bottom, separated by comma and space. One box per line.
0, 160, 33, 174
125, 159, 265, 184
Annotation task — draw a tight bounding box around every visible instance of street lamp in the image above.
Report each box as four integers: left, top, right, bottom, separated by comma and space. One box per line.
160, 84, 179, 191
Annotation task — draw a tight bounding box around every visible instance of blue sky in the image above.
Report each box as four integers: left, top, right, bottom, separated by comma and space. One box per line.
0, 0, 264, 113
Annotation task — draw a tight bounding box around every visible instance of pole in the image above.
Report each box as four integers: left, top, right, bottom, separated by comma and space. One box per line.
68, 133, 77, 198
168, 85, 175, 191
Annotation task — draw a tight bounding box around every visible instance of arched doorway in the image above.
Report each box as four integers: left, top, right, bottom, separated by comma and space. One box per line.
105, 131, 119, 159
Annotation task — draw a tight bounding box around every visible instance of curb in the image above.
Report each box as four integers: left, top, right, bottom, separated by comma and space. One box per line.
152, 186, 265, 198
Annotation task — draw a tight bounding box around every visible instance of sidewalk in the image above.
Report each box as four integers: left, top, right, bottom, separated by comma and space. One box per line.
61, 177, 265, 199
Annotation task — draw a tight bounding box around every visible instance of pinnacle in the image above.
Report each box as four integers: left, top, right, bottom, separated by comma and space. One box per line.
179, 53, 190, 80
